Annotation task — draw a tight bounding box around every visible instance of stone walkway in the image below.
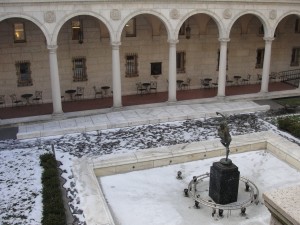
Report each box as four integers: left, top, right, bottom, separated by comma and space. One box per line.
17, 100, 269, 139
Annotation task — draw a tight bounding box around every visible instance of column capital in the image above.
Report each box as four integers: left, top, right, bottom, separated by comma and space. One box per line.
111, 41, 121, 48
47, 45, 58, 51
168, 39, 179, 45
218, 38, 230, 43
263, 37, 275, 42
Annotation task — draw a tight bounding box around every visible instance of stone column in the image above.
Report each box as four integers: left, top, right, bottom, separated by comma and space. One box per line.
48, 45, 63, 116
217, 38, 230, 97
260, 37, 274, 93
111, 42, 122, 108
168, 39, 178, 102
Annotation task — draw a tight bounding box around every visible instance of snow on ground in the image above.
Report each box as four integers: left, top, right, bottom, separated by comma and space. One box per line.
0, 112, 299, 225
99, 151, 300, 225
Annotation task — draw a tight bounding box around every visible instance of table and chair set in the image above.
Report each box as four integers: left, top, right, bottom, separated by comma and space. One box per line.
0, 91, 43, 107
136, 81, 157, 95
64, 85, 112, 101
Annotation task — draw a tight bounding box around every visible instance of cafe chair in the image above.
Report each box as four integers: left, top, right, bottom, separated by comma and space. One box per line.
74, 87, 84, 100
200, 79, 210, 89
136, 82, 147, 95
0, 95, 6, 107
149, 81, 157, 93
181, 78, 191, 90
32, 91, 43, 104
256, 74, 262, 83
211, 78, 218, 88
93, 86, 103, 99
269, 72, 277, 82
241, 74, 251, 85
226, 75, 233, 86
10, 94, 23, 107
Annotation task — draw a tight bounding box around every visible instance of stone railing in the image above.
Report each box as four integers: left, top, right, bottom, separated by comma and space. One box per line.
263, 186, 300, 225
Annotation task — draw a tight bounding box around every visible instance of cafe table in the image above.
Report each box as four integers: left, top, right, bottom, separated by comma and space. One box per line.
101, 86, 110, 97
65, 89, 76, 101
21, 93, 33, 105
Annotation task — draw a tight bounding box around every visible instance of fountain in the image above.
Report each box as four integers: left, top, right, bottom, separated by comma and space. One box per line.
184, 112, 259, 216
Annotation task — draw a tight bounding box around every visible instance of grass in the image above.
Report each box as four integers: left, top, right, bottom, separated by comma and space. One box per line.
274, 97, 300, 107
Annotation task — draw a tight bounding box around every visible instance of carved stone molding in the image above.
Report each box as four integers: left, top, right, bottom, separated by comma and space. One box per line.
223, 9, 232, 19
44, 11, 56, 23
269, 10, 277, 20
170, 9, 180, 20
110, 9, 121, 21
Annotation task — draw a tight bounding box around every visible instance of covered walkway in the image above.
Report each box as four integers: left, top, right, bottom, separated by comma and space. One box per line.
0, 82, 295, 121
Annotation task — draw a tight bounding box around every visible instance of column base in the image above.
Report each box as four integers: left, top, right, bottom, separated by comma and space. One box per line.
51, 112, 65, 120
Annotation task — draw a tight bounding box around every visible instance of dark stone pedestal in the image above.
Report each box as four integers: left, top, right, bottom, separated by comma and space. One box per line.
209, 161, 240, 204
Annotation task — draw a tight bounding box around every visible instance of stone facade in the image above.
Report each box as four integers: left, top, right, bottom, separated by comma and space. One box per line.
0, 0, 300, 113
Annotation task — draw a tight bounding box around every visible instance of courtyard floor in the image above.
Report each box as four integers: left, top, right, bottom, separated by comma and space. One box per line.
0, 98, 300, 225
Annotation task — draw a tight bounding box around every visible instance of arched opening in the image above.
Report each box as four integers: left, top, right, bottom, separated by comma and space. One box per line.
176, 13, 219, 100
57, 15, 114, 111
119, 13, 169, 106
271, 14, 300, 91
228, 14, 266, 95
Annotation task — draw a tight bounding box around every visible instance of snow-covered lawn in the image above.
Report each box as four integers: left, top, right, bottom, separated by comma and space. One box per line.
0, 113, 299, 225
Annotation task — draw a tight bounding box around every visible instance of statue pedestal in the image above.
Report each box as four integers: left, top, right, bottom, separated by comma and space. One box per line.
209, 161, 240, 204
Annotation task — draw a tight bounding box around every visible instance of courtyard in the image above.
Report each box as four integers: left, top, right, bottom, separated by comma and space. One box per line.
1, 100, 300, 225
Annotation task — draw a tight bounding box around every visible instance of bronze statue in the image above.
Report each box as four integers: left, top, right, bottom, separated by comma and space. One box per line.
216, 112, 232, 164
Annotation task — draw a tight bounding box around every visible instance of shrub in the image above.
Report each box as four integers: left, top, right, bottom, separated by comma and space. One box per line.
40, 153, 66, 225
277, 116, 300, 138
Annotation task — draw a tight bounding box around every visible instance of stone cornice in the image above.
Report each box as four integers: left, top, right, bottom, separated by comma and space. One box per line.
1, 0, 300, 4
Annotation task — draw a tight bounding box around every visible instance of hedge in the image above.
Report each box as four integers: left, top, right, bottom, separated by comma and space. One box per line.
277, 116, 300, 138
40, 153, 66, 225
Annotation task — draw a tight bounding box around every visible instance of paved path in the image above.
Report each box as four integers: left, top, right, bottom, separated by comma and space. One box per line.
17, 100, 269, 140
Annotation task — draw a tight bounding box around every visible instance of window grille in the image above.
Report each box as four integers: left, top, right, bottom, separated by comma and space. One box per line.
255, 48, 265, 69
15, 60, 32, 86
176, 51, 186, 73
291, 47, 300, 66
72, 57, 87, 82
125, 53, 138, 77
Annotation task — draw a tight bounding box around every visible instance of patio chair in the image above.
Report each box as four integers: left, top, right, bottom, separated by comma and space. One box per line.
149, 81, 157, 93
256, 74, 262, 83
9, 94, 23, 107
181, 78, 191, 90
226, 75, 234, 86
32, 91, 43, 104
200, 79, 210, 88
241, 74, 251, 85
93, 86, 103, 98
211, 78, 218, 88
74, 87, 84, 100
269, 72, 277, 82
136, 82, 147, 95
0, 95, 5, 107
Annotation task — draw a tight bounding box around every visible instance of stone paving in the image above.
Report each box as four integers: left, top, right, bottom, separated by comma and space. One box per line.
17, 100, 269, 140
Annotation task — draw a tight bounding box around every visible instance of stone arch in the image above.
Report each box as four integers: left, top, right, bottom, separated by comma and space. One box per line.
0, 13, 50, 43
116, 10, 171, 41
52, 11, 114, 45
228, 10, 270, 38
274, 10, 300, 36
176, 9, 224, 38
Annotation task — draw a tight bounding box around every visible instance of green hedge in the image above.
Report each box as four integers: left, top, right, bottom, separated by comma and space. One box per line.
40, 153, 66, 225
277, 116, 300, 138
